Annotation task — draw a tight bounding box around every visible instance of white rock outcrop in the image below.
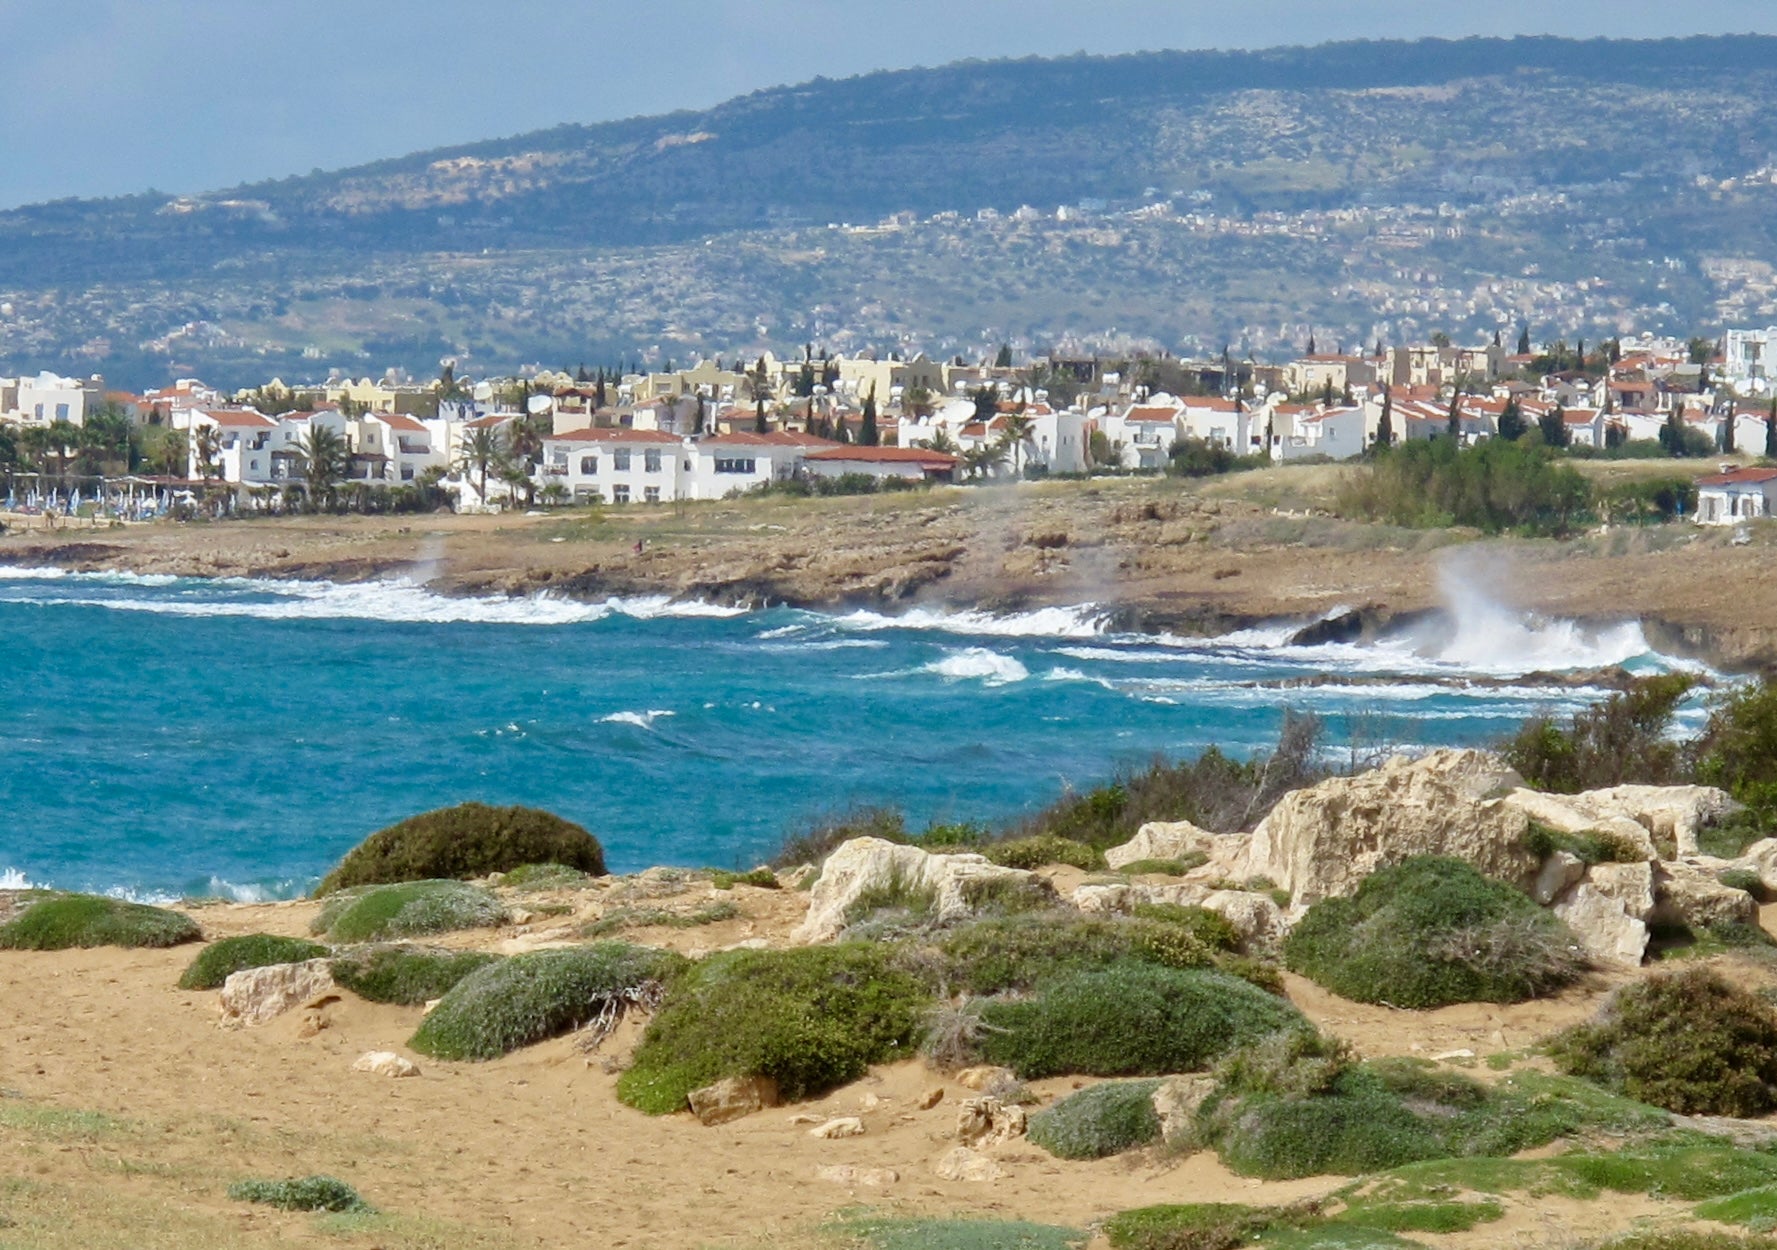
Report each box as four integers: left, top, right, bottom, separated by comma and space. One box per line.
352, 1051, 419, 1078
792, 838, 1046, 944
218, 960, 338, 1029
1653, 861, 1760, 930
956, 1098, 1027, 1147
1066, 881, 1284, 944
1104, 820, 1245, 872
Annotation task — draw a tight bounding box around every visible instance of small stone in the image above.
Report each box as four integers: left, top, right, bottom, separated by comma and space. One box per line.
352, 1051, 419, 1078
809, 1116, 865, 1139
933, 1146, 1004, 1182
955, 1065, 1014, 1091
956, 1098, 1026, 1147
786, 1112, 823, 1125
917, 1088, 945, 1110
859, 1092, 885, 1111
1432, 1049, 1476, 1063
816, 1164, 898, 1187
218, 960, 338, 1030
687, 1075, 779, 1126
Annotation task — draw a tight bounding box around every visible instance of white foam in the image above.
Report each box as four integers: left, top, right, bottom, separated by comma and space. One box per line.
1, 867, 36, 889
599, 709, 676, 729
835, 603, 1108, 639
924, 648, 1030, 686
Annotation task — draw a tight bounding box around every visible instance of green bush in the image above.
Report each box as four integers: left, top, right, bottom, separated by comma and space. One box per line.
411, 943, 686, 1061
1548, 966, 1777, 1116
499, 862, 593, 890
1337, 437, 1591, 536
709, 867, 780, 890
329, 944, 500, 1005
981, 835, 1105, 871
177, 934, 330, 989
1698, 681, 1777, 824
936, 913, 1215, 996
1524, 822, 1649, 866
579, 900, 740, 937
771, 806, 908, 868
828, 1213, 1084, 1250
1719, 868, 1766, 899
977, 963, 1303, 1079
1283, 856, 1586, 1008
227, 1175, 368, 1213
1504, 674, 1695, 794
1104, 1203, 1293, 1250
311, 880, 506, 943
0, 894, 200, 950
1130, 903, 1240, 952
1601, 1234, 1777, 1250
617, 944, 929, 1113
315, 802, 605, 894
1028, 1079, 1163, 1160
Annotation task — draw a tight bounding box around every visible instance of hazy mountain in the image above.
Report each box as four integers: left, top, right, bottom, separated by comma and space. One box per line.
4, 36, 1776, 387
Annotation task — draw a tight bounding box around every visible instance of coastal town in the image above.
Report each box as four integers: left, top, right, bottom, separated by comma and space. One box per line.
3, 324, 1776, 526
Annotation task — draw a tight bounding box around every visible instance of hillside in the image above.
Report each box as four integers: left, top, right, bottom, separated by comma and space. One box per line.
3, 36, 1777, 387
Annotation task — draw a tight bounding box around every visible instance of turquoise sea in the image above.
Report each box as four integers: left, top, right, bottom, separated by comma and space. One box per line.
0, 566, 1678, 900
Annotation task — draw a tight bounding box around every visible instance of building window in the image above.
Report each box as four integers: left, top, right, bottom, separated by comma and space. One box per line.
612, 484, 630, 503
714, 457, 757, 474
55, 403, 70, 421
644, 448, 662, 473
613, 449, 631, 471
580, 455, 598, 474
644, 486, 660, 503
401, 467, 414, 481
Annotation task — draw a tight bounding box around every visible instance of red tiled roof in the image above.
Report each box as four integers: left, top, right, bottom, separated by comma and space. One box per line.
378, 413, 428, 433
1698, 468, 1777, 487
202, 409, 276, 428
1124, 405, 1179, 423
805, 446, 959, 466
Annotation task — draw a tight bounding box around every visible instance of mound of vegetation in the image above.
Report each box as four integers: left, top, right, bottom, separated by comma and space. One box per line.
617, 944, 929, 1113
1697, 680, 1777, 825
0, 894, 200, 950
1548, 966, 1777, 1116
709, 867, 779, 890
1195, 1030, 1665, 1180
329, 944, 500, 1005
315, 802, 605, 894
981, 835, 1105, 871
1337, 437, 1591, 536
936, 911, 1242, 996
1028, 1079, 1163, 1160
1505, 674, 1696, 795
1283, 856, 1586, 1009
178, 934, 330, 990
498, 862, 594, 890
311, 880, 506, 943
976, 963, 1303, 1079
227, 1176, 369, 1213
411, 943, 685, 1061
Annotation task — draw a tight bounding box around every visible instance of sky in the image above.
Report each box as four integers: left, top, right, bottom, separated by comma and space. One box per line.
2, 0, 1774, 210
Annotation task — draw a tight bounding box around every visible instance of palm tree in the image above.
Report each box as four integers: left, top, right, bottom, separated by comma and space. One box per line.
962, 443, 1003, 482
999, 411, 1035, 477
919, 427, 960, 455
457, 425, 506, 508
192, 423, 224, 486
300, 423, 347, 512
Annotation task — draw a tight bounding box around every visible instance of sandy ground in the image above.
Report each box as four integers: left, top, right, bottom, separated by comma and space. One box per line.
0, 870, 1701, 1250
5, 469, 1777, 668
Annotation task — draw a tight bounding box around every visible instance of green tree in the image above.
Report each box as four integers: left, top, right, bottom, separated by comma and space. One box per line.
1766, 400, 1777, 459
1538, 405, 1570, 449
994, 343, 1013, 368
299, 423, 348, 512
859, 386, 880, 446
457, 425, 505, 507
1516, 325, 1531, 356
1498, 396, 1525, 441
1373, 388, 1393, 450
191, 423, 224, 485
1723, 410, 1737, 455
1000, 410, 1034, 476
1446, 390, 1462, 440
754, 395, 768, 434
1661, 407, 1686, 458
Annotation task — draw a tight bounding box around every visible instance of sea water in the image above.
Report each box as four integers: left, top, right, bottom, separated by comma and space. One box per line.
0, 567, 1681, 900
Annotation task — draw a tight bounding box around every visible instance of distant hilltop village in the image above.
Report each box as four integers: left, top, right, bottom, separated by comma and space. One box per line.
2, 324, 1775, 523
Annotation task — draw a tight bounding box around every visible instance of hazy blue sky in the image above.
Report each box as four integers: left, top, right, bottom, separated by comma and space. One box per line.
2, 0, 1773, 209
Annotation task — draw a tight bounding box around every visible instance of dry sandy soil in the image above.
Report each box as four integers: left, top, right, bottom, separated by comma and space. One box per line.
5, 466, 1777, 668
2, 868, 1754, 1250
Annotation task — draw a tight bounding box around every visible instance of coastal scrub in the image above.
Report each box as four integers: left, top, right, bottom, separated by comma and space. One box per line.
178, 934, 331, 990
315, 802, 605, 894
329, 944, 500, 1005
1027, 1079, 1164, 1159
311, 880, 506, 943
0, 894, 200, 950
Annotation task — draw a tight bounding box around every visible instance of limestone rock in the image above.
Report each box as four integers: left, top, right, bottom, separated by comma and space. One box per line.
1070, 883, 1131, 914
933, 1146, 1005, 1182
1533, 851, 1588, 905
1554, 884, 1648, 968
1201, 890, 1287, 944
1739, 839, 1777, 895
956, 1097, 1027, 1147
792, 838, 1047, 944
1577, 785, 1741, 857
816, 1165, 899, 1186
1243, 751, 1538, 907
1105, 820, 1223, 870
809, 1116, 866, 1139
219, 960, 338, 1029
1653, 862, 1760, 930
955, 1066, 1016, 1091
917, 1088, 945, 1110
352, 1051, 419, 1078
687, 1075, 779, 1126
1588, 862, 1657, 920
1151, 1075, 1215, 1146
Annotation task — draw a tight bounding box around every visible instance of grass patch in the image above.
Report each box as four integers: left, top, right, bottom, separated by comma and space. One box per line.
829, 1211, 1084, 1250
709, 867, 780, 890
1696, 1184, 1777, 1227
498, 862, 593, 890
977, 963, 1303, 1079
1027, 1079, 1163, 1160
1699, 812, 1770, 861
0, 894, 200, 950
1525, 821, 1649, 865
1330, 1198, 1501, 1233
311, 880, 506, 943
981, 835, 1105, 871
578, 900, 739, 937
177, 934, 330, 990
1116, 855, 1208, 876
1283, 856, 1586, 1008
226, 1175, 368, 1213
329, 944, 500, 1005
316, 802, 604, 894
617, 944, 929, 1114
410, 942, 686, 1061
1548, 965, 1777, 1116
1601, 1233, 1777, 1250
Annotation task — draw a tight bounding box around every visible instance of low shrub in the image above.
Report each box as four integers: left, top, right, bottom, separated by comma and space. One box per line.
1601, 1234, 1777, 1250
0, 894, 200, 950
982, 835, 1105, 872
1697, 680, 1777, 824
1547, 966, 1777, 1116
315, 802, 605, 894
311, 880, 506, 943
977, 963, 1303, 1079
617, 944, 929, 1113
935, 913, 1216, 996
329, 944, 500, 1005
1283, 856, 1586, 1008
227, 1175, 368, 1213
709, 867, 779, 890
411, 943, 686, 1061
1104, 1203, 1301, 1250
1504, 674, 1695, 794
178, 934, 330, 990
1115, 855, 1208, 876
1028, 1079, 1163, 1160
1525, 822, 1649, 866
1130, 903, 1240, 952
829, 1213, 1083, 1250
499, 862, 593, 890
771, 806, 908, 868
1700, 811, 1771, 861
580, 901, 740, 937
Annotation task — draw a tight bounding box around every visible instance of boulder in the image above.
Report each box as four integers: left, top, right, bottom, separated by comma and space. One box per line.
1553, 884, 1648, 968
1201, 890, 1287, 945
1105, 820, 1241, 871
792, 838, 1045, 943
1066, 881, 1281, 943
1743, 840, 1777, 895
351, 1051, 419, 1078
687, 1075, 779, 1126
1242, 751, 1538, 907
1070, 883, 1131, 914
1653, 862, 1760, 931
809, 1116, 866, 1140
1532, 851, 1588, 906
954, 1066, 1016, 1091
218, 960, 338, 1029
933, 1146, 1005, 1182
1577, 785, 1742, 857
1588, 862, 1657, 920
917, 1088, 945, 1110
956, 1097, 1027, 1147
1151, 1075, 1215, 1146
1502, 789, 1658, 861
816, 1165, 898, 1186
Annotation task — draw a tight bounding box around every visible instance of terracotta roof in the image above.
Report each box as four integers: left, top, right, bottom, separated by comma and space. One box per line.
1698, 467, 1777, 487
1124, 405, 1180, 423
202, 409, 276, 428
1180, 398, 1239, 413
378, 413, 428, 433
545, 427, 681, 445
805, 446, 959, 466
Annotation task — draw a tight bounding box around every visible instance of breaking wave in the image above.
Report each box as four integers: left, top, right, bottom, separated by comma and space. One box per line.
835, 603, 1108, 639
923, 648, 1031, 686
599, 709, 677, 729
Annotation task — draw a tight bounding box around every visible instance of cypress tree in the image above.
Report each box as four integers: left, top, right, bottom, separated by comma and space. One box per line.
860, 386, 880, 446
1663, 407, 1685, 457
1724, 409, 1737, 455
1321, 377, 1335, 408
1307, 331, 1317, 356
1517, 325, 1531, 356
1447, 390, 1463, 441
1375, 388, 1394, 449
755, 395, 768, 434
1766, 401, 1776, 459
1499, 396, 1525, 441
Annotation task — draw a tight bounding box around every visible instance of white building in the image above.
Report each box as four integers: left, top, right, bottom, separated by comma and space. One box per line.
803, 445, 959, 483
1724, 328, 1776, 397
187, 409, 279, 484
687, 431, 835, 498
540, 428, 686, 503
1696, 467, 1777, 525
1101, 399, 1182, 470
6, 372, 105, 426
1274, 405, 1370, 461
